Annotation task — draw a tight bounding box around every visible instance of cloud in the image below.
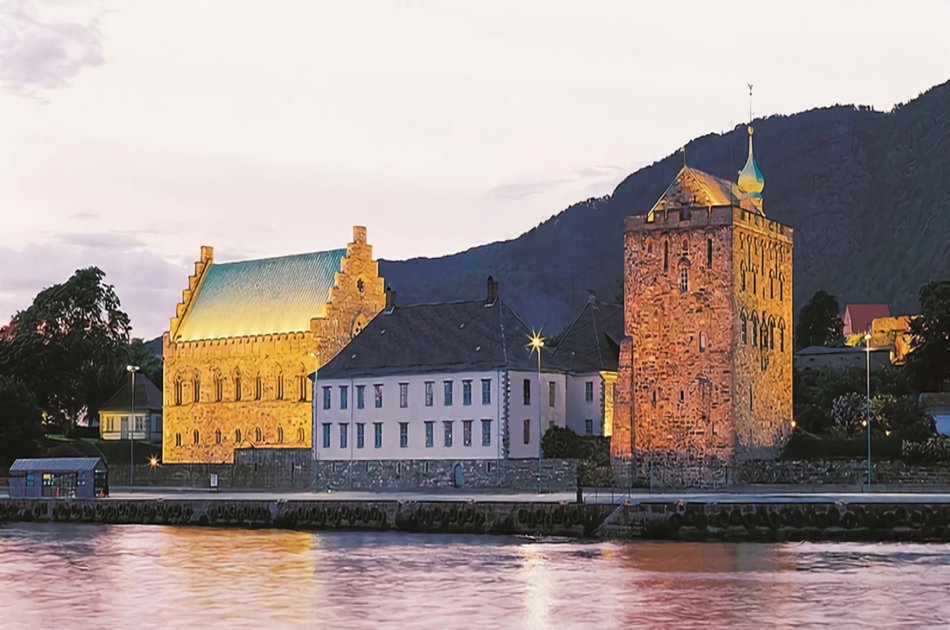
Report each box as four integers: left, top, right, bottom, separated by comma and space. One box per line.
487, 164, 628, 201
0, 235, 184, 339
0, 0, 107, 96
67, 210, 99, 221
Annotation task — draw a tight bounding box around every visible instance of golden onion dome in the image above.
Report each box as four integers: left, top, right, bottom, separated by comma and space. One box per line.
738, 126, 765, 196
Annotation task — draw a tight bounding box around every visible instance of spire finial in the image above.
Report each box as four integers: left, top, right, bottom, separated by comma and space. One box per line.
680, 145, 686, 167
747, 83, 754, 122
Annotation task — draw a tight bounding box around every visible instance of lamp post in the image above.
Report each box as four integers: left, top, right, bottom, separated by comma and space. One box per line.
528, 332, 545, 494
864, 333, 872, 487
126, 364, 140, 487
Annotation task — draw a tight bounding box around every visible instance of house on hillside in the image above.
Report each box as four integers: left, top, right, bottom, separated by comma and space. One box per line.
98, 374, 163, 443
550, 293, 623, 437
842, 303, 891, 336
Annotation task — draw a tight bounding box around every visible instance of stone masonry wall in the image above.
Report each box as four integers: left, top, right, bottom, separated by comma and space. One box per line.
162, 227, 385, 464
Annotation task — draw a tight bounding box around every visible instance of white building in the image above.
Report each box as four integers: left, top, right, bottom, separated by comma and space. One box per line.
314, 279, 567, 463
550, 295, 623, 437
98, 374, 163, 443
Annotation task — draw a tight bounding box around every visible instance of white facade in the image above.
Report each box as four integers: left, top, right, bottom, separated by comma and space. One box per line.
99, 411, 163, 442
564, 372, 616, 437
314, 369, 567, 461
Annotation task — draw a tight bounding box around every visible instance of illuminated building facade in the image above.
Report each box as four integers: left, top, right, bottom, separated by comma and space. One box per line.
162, 226, 385, 463
612, 128, 794, 484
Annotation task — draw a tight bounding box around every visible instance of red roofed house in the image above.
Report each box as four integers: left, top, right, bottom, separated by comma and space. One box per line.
842, 303, 891, 336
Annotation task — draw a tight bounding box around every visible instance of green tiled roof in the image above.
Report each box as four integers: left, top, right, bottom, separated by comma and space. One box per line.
176, 249, 347, 341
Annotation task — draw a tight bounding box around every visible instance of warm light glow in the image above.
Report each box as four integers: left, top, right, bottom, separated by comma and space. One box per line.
861, 419, 868, 428
148, 455, 160, 469
790, 419, 797, 429
885, 430, 892, 436
527, 331, 545, 352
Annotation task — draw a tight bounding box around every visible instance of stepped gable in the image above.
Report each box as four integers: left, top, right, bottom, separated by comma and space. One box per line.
175, 249, 347, 341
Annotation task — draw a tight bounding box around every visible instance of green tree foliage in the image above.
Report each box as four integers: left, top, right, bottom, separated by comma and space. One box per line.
795, 290, 844, 350
0, 375, 44, 467
128, 338, 163, 388
903, 279, 950, 392
0, 267, 131, 426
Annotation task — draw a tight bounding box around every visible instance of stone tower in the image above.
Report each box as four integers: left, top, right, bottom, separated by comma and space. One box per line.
612, 128, 793, 486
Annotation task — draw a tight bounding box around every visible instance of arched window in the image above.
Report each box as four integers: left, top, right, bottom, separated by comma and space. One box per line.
277, 426, 284, 443
235, 428, 242, 444
699, 332, 707, 353
740, 313, 748, 345
255, 427, 263, 443
297, 428, 305, 443
175, 432, 182, 447
706, 238, 713, 268
769, 271, 774, 299
751, 314, 758, 346
679, 268, 688, 293
752, 267, 757, 294
255, 375, 262, 401
276, 370, 284, 401
663, 240, 669, 272
779, 276, 784, 302
682, 237, 689, 254
193, 372, 201, 403
234, 370, 242, 401
214, 372, 223, 402
215, 428, 222, 444
298, 374, 307, 402
740, 262, 747, 291
769, 318, 776, 350
779, 320, 786, 352
193, 429, 199, 445
174, 376, 183, 406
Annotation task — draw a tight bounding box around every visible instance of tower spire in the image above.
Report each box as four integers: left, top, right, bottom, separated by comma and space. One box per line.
738, 83, 765, 214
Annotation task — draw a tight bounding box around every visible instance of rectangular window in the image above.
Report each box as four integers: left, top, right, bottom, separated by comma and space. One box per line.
481, 419, 492, 446
462, 380, 472, 406
425, 381, 434, 407
25, 472, 34, 487
322, 423, 331, 449
663, 240, 669, 272
374, 384, 383, 408
356, 385, 365, 409
548, 382, 556, 407
523, 419, 531, 445
463, 420, 473, 446
585, 381, 594, 403
322, 386, 331, 410
340, 385, 348, 410
356, 423, 365, 449
399, 383, 408, 408
339, 423, 348, 449
443, 421, 453, 447
425, 421, 434, 448
585, 418, 594, 436
481, 379, 491, 405
707, 238, 713, 268
399, 422, 409, 448
374, 422, 383, 448
523, 379, 531, 405
652, 390, 657, 408
444, 381, 453, 406
680, 268, 688, 293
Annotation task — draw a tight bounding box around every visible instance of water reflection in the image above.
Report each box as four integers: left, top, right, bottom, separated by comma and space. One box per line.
2, 524, 950, 628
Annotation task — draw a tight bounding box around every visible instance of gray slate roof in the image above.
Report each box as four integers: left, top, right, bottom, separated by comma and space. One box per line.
98, 374, 163, 413
10, 457, 106, 473
318, 298, 544, 379
551, 299, 624, 373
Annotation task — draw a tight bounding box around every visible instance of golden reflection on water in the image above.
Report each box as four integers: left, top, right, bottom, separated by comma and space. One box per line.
3, 524, 950, 628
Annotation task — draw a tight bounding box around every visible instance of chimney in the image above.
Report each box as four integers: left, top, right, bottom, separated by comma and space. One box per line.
486, 276, 498, 305
385, 286, 396, 313
352, 225, 367, 245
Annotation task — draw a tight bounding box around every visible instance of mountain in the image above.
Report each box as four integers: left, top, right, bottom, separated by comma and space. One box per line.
379, 80, 950, 334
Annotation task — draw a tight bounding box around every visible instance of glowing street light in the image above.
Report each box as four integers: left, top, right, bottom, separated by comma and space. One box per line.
148, 455, 160, 469
527, 331, 545, 494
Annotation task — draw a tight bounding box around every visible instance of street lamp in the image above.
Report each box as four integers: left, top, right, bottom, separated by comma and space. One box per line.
864, 333, 872, 486
528, 332, 545, 494
126, 364, 140, 487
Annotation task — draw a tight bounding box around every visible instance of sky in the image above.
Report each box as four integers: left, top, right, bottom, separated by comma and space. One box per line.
1, 0, 949, 339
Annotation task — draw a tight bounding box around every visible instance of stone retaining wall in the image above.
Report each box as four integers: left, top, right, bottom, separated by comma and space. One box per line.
736, 459, 950, 486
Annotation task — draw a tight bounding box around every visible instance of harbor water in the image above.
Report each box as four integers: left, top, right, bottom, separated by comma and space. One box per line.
2, 523, 949, 627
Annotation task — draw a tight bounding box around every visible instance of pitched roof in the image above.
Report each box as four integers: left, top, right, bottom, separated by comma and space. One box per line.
176, 249, 347, 341
318, 298, 543, 379
551, 299, 624, 373
10, 457, 105, 473
98, 374, 163, 413
648, 166, 742, 216
844, 304, 891, 334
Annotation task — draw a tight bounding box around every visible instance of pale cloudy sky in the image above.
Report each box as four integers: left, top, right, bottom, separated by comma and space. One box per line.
1, 0, 949, 338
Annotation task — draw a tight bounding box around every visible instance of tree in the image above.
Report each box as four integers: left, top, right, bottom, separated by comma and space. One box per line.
903, 279, 950, 392
0, 267, 131, 427
795, 290, 844, 350
0, 375, 44, 467
128, 338, 163, 389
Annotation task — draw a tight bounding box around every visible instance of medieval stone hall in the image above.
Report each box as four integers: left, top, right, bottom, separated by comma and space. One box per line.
612, 127, 794, 485
162, 226, 385, 464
